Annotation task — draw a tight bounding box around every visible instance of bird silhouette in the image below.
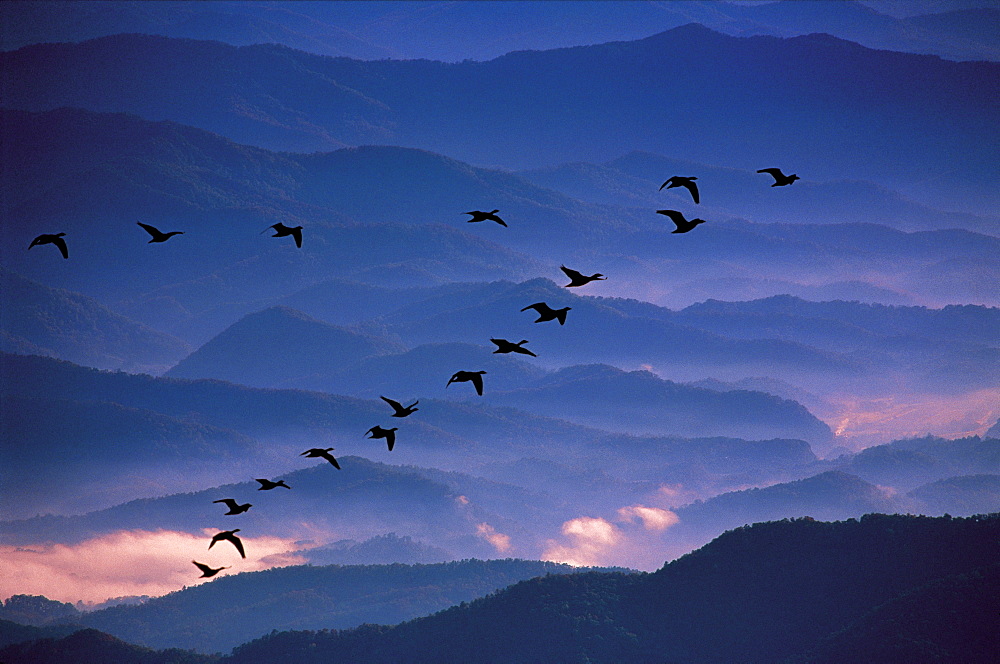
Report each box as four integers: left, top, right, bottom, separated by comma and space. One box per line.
213, 498, 252, 515
656, 209, 708, 233
659, 176, 700, 204
560, 265, 606, 288
192, 560, 229, 578
366, 425, 399, 451
262, 222, 303, 247
464, 210, 507, 227
301, 447, 341, 469
208, 529, 246, 558
28, 233, 68, 259
255, 478, 291, 490
137, 222, 184, 243
757, 168, 799, 187
490, 338, 537, 357
447, 370, 487, 396
380, 396, 418, 417
521, 302, 570, 325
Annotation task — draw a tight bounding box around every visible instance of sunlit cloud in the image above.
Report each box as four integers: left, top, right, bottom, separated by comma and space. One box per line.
455, 495, 470, 505
475, 522, 511, 553
0, 529, 307, 604
617, 505, 680, 531
542, 516, 622, 567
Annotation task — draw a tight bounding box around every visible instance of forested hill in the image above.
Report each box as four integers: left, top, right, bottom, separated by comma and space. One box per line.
221, 513, 1000, 663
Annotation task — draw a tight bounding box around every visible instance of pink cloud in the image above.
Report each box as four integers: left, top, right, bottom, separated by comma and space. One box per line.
475, 522, 512, 553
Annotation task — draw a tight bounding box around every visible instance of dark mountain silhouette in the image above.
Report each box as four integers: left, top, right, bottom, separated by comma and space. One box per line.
0, 595, 79, 628
836, 435, 1000, 491
3, 28, 996, 213
0, 618, 81, 650
218, 514, 1000, 663
486, 364, 833, 445
907, 474, 1000, 515
165, 306, 405, 388
0, 267, 190, 374
77, 559, 619, 655
0, 627, 214, 664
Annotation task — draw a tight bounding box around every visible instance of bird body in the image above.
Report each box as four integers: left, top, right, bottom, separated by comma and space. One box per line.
137, 222, 184, 243
28, 233, 68, 259
301, 447, 341, 469
757, 168, 799, 186
380, 396, 418, 417
659, 176, 700, 204
657, 209, 707, 233
208, 529, 246, 558
447, 370, 487, 396
192, 561, 229, 578
560, 265, 606, 288
366, 425, 399, 451
490, 338, 537, 357
255, 478, 291, 490
464, 210, 507, 227
521, 302, 570, 325
213, 498, 252, 515
263, 222, 303, 247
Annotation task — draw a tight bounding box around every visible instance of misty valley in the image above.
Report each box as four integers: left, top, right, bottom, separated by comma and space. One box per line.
1, 1, 998, 662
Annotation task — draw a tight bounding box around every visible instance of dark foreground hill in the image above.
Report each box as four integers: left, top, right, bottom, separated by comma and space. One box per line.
218, 513, 1000, 664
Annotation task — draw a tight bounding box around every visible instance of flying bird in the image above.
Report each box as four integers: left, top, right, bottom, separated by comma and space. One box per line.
656, 209, 708, 234
757, 168, 799, 187
447, 370, 487, 396
28, 233, 68, 259
255, 478, 291, 490
137, 221, 184, 243
490, 338, 537, 357
208, 529, 246, 559
301, 447, 341, 469
262, 222, 303, 248
659, 176, 700, 204
464, 210, 507, 227
521, 302, 570, 325
213, 498, 252, 515
560, 265, 606, 288
380, 396, 418, 417
192, 561, 229, 578
366, 425, 399, 451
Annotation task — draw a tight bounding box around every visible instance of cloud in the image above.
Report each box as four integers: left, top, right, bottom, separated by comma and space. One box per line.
542, 517, 622, 567
0, 529, 306, 604
617, 505, 680, 531
475, 522, 511, 553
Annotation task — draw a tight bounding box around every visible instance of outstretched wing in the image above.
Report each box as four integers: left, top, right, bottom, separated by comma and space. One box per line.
192, 560, 213, 575
681, 180, 700, 204
52, 236, 69, 259
560, 265, 582, 280
228, 534, 246, 558
656, 209, 687, 231
291, 227, 303, 248
757, 168, 783, 182
521, 302, 546, 313
380, 396, 403, 412
386, 430, 395, 451
137, 221, 161, 238
471, 373, 484, 396
213, 498, 237, 509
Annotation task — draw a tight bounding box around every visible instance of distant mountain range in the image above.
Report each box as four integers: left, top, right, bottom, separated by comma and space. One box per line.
3, 1, 996, 64
3, 27, 996, 215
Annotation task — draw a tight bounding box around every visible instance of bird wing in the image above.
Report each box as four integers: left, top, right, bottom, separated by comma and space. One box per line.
492, 215, 508, 227
261, 224, 278, 234
516, 346, 537, 357
214, 498, 237, 509
255, 479, 268, 486
52, 236, 69, 259
193, 561, 212, 574
324, 452, 341, 470
291, 227, 302, 248
386, 430, 395, 451
366, 426, 377, 436
658, 178, 672, 191
471, 373, 484, 396
682, 180, 700, 204
227, 533, 246, 558
137, 221, 161, 237
521, 302, 546, 313
560, 265, 582, 280
380, 396, 403, 411
757, 168, 783, 181
656, 210, 687, 230
28, 236, 42, 249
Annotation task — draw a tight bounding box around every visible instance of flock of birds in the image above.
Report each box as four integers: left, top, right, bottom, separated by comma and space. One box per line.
27, 166, 799, 576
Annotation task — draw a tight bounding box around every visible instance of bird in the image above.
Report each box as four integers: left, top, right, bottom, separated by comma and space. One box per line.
447, 370, 487, 396
208, 529, 246, 559
757, 168, 799, 187
213, 498, 252, 515
380, 396, 418, 417
137, 221, 184, 243
659, 176, 700, 204
656, 209, 708, 234
255, 478, 291, 490
366, 425, 399, 451
192, 561, 229, 578
301, 447, 341, 469
28, 233, 68, 259
262, 222, 303, 247
560, 265, 606, 288
521, 302, 570, 325
490, 338, 537, 357
464, 210, 507, 227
